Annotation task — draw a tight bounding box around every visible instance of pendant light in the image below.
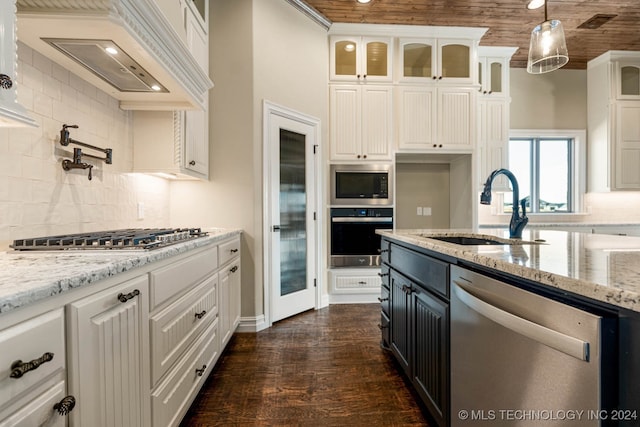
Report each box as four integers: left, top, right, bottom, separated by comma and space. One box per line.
526, 0, 569, 74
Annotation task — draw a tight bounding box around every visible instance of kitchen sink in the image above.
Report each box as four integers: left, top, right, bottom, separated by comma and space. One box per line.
424, 235, 543, 246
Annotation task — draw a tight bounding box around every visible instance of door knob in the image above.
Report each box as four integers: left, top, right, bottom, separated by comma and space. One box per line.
272, 225, 281, 232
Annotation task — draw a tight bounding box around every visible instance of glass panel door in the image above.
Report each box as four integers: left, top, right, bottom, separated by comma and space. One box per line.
279, 129, 307, 296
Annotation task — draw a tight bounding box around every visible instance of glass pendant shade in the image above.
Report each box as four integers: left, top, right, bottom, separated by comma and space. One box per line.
527, 19, 569, 74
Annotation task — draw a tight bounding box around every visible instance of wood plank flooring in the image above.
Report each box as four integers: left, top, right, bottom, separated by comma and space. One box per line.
180, 304, 430, 426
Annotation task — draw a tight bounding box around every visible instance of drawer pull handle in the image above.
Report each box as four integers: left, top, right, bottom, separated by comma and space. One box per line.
377, 323, 388, 330
379, 249, 389, 254
117, 289, 140, 303
54, 395, 76, 416
230, 248, 239, 253
10, 352, 54, 379
377, 272, 389, 277
195, 310, 207, 319
230, 266, 238, 273
195, 364, 207, 376
378, 297, 389, 302
0, 74, 13, 90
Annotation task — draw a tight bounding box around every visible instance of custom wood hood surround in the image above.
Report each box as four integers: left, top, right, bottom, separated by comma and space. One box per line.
15, 0, 213, 110
300, 0, 640, 70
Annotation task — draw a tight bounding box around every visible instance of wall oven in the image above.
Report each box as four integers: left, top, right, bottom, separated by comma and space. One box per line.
330, 164, 393, 206
330, 208, 393, 267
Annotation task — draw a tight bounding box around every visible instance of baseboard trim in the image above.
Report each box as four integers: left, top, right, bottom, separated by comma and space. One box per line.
328, 293, 380, 304
237, 315, 269, 332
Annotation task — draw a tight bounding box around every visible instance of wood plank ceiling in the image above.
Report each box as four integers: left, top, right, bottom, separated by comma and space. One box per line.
300, 0, 640, 69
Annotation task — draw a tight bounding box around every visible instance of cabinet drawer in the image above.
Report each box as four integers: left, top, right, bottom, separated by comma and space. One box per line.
332, 274, 381, 294
152, 319, 220, 427
150, 245, 218, 309
218, 237, 240, 267
390, 244, 449, 299
0, 379, 66, 427
150, 274, 218, 385
0, 309, 65, 406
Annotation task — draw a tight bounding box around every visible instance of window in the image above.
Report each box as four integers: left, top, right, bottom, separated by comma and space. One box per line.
505, 130, 586, 214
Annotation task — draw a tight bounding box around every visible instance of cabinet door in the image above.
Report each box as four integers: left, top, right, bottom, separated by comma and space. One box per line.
362, 37, 392, 82
437, 39, 474, 84
186, 6, 208, 72
397, 85, 436, 150
616, 63, 640, 100
361, 85, 392, 160
330, 85, 362, 160
67, 275, 150, 427
412, 286, 449, 427
437, 87, 475, 149
330, 36, 361, 81
478, 57, 507, 97
330, 37, 391, 82
183, 104, 209, 177
389, 270, 411, 376
219, 261, 240, 348
479, 98, 510, 190
0, 0, 36, 127
399, 38, 436, 82
614, 102, 640, 189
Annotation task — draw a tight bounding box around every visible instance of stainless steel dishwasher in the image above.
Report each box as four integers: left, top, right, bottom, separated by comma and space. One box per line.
451, 265, 605, 427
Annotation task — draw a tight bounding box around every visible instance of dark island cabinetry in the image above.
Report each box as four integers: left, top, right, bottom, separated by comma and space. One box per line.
381, 237, 452, 427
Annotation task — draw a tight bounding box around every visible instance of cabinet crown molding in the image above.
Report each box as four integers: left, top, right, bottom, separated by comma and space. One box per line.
329, 23, 488, 40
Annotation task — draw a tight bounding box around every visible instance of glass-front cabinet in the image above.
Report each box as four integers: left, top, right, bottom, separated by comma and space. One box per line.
399, 38, 474, 84
477, 47, 517, 98
616, 62, 640, 99
330, 36, 392, 82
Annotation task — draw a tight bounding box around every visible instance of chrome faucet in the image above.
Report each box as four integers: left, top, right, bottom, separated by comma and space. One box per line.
480, 168, 528, 239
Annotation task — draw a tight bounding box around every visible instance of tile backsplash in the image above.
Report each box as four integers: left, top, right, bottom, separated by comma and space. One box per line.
0, 43, 171, 245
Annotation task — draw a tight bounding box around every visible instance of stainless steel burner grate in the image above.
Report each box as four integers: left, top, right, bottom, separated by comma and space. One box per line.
11, 228, 207, 251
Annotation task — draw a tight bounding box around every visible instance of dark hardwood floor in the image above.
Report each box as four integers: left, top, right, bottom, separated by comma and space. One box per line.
180, 304, 430, 426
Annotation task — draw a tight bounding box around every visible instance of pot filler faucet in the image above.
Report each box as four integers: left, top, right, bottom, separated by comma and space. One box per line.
480, 168, 528, 239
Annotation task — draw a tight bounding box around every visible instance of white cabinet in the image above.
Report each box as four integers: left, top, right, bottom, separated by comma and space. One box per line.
0, 0, 36, 127
330, 84, 393, 161
328, 268, 381, 304
330, 36, 392, 82
0, 309, 70, 425
67, 275, 151, 427
218, 237, 241, 348
397, 85, 475, 152
477, 47, 517, 190
398, 37, 476, 85
588, 51, 640, 191
133, 110, 209, 180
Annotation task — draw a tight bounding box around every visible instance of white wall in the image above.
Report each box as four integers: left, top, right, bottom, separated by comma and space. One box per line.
0, 43, 170, 249
170, 0, 329, 323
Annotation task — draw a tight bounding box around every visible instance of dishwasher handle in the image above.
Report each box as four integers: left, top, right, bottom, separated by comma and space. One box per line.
453, 281, 590, 362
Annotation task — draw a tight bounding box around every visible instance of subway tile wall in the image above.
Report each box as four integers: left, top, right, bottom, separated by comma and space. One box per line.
0, 43, 171, 245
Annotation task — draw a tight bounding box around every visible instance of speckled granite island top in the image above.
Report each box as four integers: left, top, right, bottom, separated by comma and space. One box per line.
0, 228, 242, 314
378, 228, 640, 313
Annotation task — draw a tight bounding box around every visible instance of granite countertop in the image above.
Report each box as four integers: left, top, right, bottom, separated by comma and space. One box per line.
378, 228, 640, 313
0, 228, 242, 314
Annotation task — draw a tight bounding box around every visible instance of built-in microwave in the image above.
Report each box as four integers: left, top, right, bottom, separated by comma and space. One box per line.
330, 164, 393, 206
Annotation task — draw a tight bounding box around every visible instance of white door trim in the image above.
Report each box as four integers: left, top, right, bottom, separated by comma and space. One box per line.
262, 100, 323, 327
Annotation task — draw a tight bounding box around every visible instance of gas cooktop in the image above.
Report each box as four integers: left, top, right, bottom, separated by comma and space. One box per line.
11, 228, 208, 251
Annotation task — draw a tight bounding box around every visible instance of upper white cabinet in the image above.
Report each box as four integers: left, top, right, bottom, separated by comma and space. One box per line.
399, 38, 476, 84
477, 47, 516, 98
476, 47, 517, 190
0, 0, 36, 127
330, 36, 393, 82
330, 84, 393, 161
397, 85, 476, 151
588, 51, 640, 191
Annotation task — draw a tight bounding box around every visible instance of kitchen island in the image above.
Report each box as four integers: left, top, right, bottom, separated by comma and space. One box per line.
378, 228, 640, 427
0, 228, 242, 427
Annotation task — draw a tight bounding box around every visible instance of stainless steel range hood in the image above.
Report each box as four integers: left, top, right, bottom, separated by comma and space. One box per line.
16, 0, 213, 110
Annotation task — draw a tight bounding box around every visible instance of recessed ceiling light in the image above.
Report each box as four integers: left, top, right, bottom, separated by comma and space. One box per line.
527, 0, 544, 9
357, 0, 371, 4
105, 46, 118, 55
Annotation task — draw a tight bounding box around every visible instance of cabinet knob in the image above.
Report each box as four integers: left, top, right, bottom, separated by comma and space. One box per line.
438, 76, 443, 80
357, 155, 361, 159
363, 154, 367, 159
0, 74, 13, 90
10, 352, 54, 379
189, 160, 196, 166
488, 90, 493, 94
53, 395, 76, 416
432, 76, 437, 80
195, 365, 207, 376
357, 74, 361, 79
